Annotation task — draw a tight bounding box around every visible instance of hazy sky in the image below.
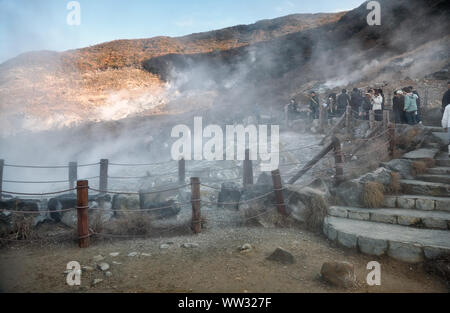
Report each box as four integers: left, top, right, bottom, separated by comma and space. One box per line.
0, 0, 364, 63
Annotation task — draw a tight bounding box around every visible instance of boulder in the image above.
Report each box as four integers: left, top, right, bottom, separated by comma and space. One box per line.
255, 172, 273, 186
285, 185, 328, 231
48, 193, 111, 222
335, 167, 393, 207
218, 182, 241, 209
381, 159, 414, 179
0, 199, 40, 212
111, 194, 140, 217
60, 207, 113, 229
320, 261, 356, 288
238, 184, 280, 227
139, 182, 185, 219
266, 247, 295, 264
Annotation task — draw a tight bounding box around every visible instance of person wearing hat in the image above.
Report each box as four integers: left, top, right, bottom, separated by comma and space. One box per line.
393, 90, 406, 124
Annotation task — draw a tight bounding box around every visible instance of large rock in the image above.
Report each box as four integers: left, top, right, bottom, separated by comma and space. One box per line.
48, 193, 111, 222
395, 124, 432, 152
238, 184, 280, 227
111, 194, 140, 217
285, 185, 327, 231
139, 182, 186, 219
266, 247, 295, 264
320, 261, 356, 288
381, 159, 414, 179
335, 167, 393, 207
256, 172, 273, 186
0, 199, 40, 212
60, 206, 114, 229
218, 182, 241, 209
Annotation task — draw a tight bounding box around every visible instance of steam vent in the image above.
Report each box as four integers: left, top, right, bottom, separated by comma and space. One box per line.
1, 0, 450, 297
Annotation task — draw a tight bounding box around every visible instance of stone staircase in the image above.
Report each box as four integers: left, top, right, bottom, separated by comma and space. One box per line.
323, 129, 450, 263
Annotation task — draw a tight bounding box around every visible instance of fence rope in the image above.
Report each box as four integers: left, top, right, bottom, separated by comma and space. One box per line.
1, 188, 77, 196
88, 184, 190, 195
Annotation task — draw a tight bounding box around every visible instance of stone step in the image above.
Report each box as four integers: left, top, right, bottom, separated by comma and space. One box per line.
426, 167, 450, 175
399, 179, 450, 197
402, 148, 439, 161
328, 206, 450, 230
323, 216, 450, 263
424, 126, 446, 133
431, 132, 449, 147
436, 152, 450, 167
383, 195, 450, 212
416, 174, 450, 184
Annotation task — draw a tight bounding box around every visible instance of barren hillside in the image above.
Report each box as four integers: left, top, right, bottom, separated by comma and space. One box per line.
0, 12, 345, 134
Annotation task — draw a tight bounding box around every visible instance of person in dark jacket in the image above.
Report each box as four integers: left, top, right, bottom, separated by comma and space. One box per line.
361, 92, 372, 120
393, 90, 405, 124
336, 89, 350, 117
350, 88, 363, 119
442, 81, 450, 114
309, 91, 319, 120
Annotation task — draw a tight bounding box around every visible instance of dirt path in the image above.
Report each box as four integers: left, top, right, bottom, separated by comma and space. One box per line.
0, 226, 447, 293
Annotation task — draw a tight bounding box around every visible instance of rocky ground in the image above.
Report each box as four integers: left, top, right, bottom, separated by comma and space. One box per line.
0, 225, 448, 293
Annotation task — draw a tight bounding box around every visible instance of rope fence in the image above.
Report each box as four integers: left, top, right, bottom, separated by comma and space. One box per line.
1, 118, 395, 246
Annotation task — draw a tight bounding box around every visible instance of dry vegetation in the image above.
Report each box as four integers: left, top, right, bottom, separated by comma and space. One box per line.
386, 172, 402, 194
362, 181, 385, 208
412, 161, 429, 176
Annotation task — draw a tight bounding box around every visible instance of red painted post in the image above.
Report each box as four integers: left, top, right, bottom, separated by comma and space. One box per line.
76, 180, 89, 248
190, 177, 201, 234
271, 169, 287, 216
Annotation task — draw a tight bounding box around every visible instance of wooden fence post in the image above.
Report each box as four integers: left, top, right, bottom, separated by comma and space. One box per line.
99, 159, 108, 194
388, 123, 395, 157
243, 149, 253, 186
190, 177, 201, 234
332, 137, 344, 186
69, 162, 77, 190
76, 180, 89, 248
383, 110, 389, 128
345, 105, 351, 134
178, 158, 185, 184
0, 159, 3, 201
271, 169, 287, 216
369, 110, 375, 129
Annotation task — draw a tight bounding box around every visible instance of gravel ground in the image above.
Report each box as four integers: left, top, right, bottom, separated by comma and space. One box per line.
0, 223, 447, 293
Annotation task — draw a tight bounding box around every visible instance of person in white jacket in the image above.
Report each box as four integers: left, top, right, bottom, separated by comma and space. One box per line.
442, 103, 450, 157
372, 90, 383, 121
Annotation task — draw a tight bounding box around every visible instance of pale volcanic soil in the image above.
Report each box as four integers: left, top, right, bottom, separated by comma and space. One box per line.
0, 225, 447, 293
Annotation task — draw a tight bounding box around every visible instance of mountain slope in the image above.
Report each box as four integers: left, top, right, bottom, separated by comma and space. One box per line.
0, 12, 345, 134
